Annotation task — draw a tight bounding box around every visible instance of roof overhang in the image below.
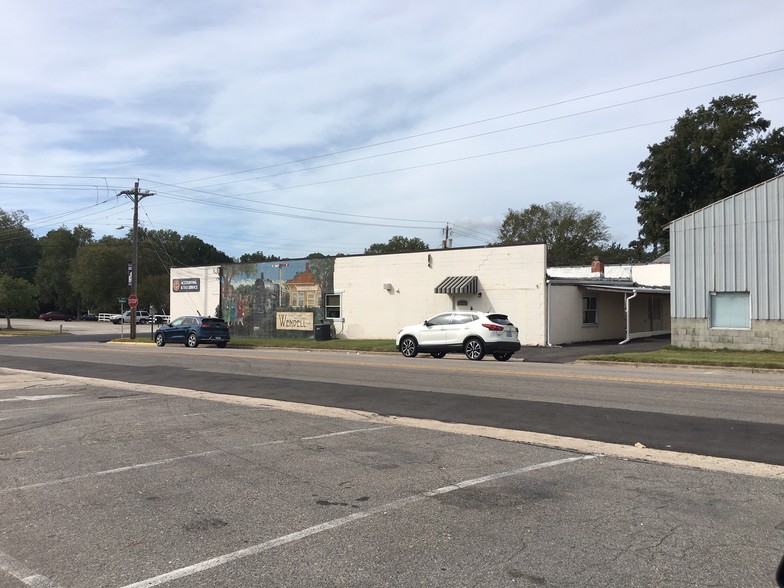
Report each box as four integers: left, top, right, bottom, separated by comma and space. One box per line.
434, 275, 478, 295
548, 279, 669, 295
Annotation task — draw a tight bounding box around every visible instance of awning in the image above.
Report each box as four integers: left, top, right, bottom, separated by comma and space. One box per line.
434, 275, 478, 295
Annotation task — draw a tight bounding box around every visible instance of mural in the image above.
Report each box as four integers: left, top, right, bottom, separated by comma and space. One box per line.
220, 257, 335, 338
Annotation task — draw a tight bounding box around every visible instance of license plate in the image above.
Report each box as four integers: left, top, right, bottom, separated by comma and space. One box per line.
506, 331, 513, 337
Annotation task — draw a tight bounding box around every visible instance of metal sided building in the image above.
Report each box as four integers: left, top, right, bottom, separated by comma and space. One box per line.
669, 174, 784, 350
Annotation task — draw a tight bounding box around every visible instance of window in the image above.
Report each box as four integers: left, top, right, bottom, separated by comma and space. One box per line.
325, 293, 342, 319
582, 296, 598, 325
450, 313, 476, 325
427, 313, 453, 326
710, 292, 750, 329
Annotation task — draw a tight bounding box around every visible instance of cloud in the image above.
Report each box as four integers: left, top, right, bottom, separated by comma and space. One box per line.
1, 0, 783, 258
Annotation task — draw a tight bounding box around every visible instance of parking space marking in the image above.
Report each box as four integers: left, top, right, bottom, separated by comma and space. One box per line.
0, 548, 64, 588
0, 426, 392, 495
0, 394, 81, 403
118, 454, 597, 588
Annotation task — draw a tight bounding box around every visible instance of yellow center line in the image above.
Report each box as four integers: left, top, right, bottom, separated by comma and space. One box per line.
33, 343, 784, 393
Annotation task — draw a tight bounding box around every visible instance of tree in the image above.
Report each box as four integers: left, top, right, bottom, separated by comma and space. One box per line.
35, 226, 93, 313
0, 274, 37, 328
70, 237, 129, 312
629, 94, 784, 253
497, 201, 610, 266
237, 251, 281, 263
365, 236, 429, 255
0, 209, 39, 281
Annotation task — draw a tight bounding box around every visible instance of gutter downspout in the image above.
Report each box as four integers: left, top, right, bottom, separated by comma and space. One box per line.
619, 290, 639, 345
546, 279, 552, 347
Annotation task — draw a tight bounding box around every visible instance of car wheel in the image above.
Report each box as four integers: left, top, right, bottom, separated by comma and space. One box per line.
399, 336, 418, 358
155, 332, 166, 347
430, 351, 446, 358
464, 337, 485, 361
139, 319, 147, 325
216, 342, 227, 348
493, 352, 512, 362
186, 332, 199, 348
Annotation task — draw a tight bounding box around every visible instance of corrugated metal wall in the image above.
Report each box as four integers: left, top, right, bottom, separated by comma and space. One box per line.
670, 175, 784, 320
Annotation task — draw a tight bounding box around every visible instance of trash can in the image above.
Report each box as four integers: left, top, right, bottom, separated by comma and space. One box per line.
314, 323, 331, 341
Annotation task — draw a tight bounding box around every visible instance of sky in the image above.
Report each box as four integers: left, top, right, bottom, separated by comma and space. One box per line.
1, 1, 783, 260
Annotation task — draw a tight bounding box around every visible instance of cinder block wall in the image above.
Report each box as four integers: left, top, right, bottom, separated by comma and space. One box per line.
672, 318, 784, 351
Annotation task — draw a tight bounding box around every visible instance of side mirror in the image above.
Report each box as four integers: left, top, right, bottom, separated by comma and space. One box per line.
423, 320, 430, 326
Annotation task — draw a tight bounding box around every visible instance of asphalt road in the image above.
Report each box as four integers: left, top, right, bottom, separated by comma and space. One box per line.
2, 332, 783, 586
1, 338, 782, 465
1, 370, 783, 587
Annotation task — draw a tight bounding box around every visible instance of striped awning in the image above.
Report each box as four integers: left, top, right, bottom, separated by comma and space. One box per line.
434, 275, 478, 295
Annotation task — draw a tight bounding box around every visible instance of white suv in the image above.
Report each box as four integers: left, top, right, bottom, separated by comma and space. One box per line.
396, 311, 521, 361
110, 310, 150, 324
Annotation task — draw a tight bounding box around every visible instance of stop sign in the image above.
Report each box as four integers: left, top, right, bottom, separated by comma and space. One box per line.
128, 294, 139, 309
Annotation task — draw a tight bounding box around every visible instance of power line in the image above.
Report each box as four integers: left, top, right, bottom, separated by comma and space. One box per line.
173, 49, 784, 186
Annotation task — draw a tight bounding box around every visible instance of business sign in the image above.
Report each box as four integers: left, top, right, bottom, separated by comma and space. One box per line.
172, 278, 200, 292
276, 312, 314, 331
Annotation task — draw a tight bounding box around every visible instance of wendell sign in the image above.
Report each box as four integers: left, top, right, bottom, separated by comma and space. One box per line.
276, 312, 314, 331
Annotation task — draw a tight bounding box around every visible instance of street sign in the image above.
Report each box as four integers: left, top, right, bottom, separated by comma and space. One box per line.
117, 297, 127, 304
128, 294, 139, 309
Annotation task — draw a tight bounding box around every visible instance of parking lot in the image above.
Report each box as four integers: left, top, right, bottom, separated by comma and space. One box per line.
2, 369, 782, 587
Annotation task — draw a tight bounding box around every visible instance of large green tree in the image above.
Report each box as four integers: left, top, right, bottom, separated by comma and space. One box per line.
36, 226, 94, 313
365, 235, 429, 255
70, 237, 129, 312
0, 209, 39, 281
0, 274, 37, 327
497, 201, 610, 267
630, 94, 784, 253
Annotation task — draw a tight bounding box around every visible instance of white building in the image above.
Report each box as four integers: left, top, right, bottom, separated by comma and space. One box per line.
332, 244, 547, 344
168, 243, 671, 347
546, 257, 670, 345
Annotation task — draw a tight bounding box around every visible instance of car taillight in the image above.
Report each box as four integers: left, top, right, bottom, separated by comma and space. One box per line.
482, 323, 504, 331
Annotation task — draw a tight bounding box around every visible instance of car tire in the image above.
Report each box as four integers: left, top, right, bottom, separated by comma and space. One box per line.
430, 351, 446, 358
464, 337, 485, 361
399, 336, 418, 358
186, 332, 199, 348
216, 342, 227, 348
155, 332, 165, 347
493, 352, 513, 362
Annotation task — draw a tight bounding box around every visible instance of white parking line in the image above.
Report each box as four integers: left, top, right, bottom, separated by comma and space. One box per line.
119, 455, 597, 588
0, 394, 81, 403
0, 426, 392, 495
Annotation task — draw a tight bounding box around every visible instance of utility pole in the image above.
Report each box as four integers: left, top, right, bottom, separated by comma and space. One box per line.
118, 180, 154, 340
442, 223, 452, 249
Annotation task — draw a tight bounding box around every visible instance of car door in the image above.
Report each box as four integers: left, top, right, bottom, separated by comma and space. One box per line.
416, 313, 452, 348
165, 317, 190, 343
443, 313, 476, 348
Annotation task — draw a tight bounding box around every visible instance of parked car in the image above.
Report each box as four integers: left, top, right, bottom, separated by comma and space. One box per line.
110, 310, 150, 324
80, 313, 99, 321
154, 316, 230, 348
39, 311, 75, 321
396, 311, 521, 361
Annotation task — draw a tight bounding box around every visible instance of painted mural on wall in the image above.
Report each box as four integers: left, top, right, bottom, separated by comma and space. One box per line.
220, 257, 335, 338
